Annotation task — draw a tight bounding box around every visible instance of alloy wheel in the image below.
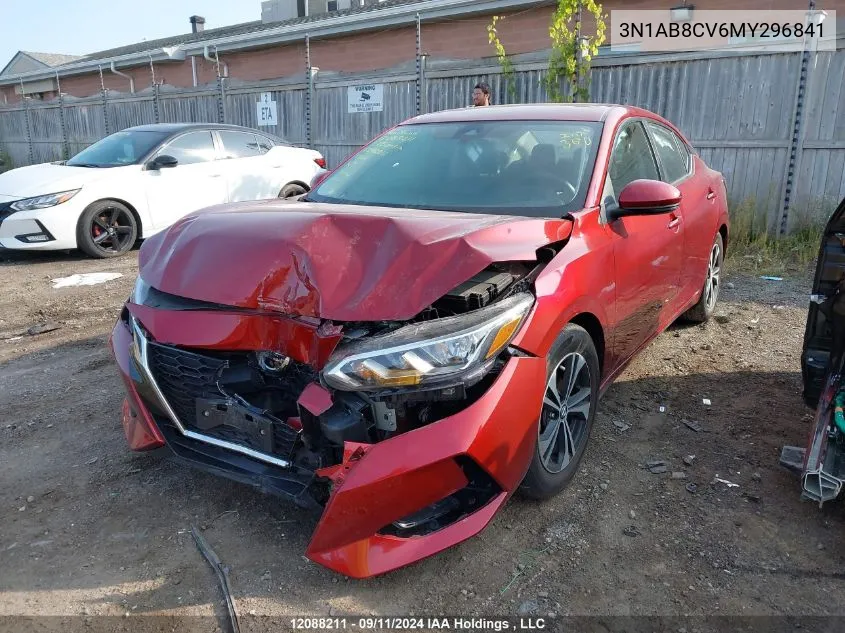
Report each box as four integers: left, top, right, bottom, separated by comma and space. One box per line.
538, 352, 592, 474
91, 206, 134, 254
704, 241, 721, 312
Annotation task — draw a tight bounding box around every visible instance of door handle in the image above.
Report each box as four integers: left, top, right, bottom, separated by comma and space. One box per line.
667, 212, 680, 229
706, 188, 716, 200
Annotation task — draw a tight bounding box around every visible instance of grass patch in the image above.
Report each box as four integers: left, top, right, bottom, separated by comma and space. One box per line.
725, 197, 824, 276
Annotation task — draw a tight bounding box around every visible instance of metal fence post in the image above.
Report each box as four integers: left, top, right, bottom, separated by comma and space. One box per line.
306, 34, 313, 149
217, 76, 226, 124
778, 1, 817, 236
153, 82, 161, 124
99, 65, 110, 135
20, 79, 34, 165
419, 54, 428, 115
149, 56, 161, 124
416, 13, 422, 115
56, 72, 69, 160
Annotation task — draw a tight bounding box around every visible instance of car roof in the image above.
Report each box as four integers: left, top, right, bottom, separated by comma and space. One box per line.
405, 103, 641, 125
122, 123, 277, 135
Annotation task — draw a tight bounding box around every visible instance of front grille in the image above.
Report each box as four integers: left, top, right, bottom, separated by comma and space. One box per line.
146, 342, 306, 459
147, 342, 227, 426
155, 416, 318, 506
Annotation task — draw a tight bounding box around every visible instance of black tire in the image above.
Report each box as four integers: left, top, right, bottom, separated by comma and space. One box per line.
683, 232, 724, 323
76, 200, 137, 259
519, 323, 600, 500
279, 183, 308, 199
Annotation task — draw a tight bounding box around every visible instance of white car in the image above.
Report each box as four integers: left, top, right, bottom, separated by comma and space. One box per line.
0, 123, 327, 258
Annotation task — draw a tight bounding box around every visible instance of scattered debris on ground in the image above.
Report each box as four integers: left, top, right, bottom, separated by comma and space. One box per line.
683, 419, 705, 432
26, 322, 61, 336
51, 272, 123, 288
191, 526, 240, 633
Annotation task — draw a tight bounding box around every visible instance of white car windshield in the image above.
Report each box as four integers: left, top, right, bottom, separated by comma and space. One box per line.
307, 120, 603, 217
66, 130, 171, 168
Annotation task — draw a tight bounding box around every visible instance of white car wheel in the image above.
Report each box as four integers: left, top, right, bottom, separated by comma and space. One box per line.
75, 201, 138, 259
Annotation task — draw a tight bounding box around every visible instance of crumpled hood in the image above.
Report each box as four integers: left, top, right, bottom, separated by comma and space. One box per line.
0, 162, 121, 197
139, 201, 572, 321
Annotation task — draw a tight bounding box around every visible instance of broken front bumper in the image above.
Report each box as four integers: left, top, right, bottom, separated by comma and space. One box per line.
109, 310, 546, 578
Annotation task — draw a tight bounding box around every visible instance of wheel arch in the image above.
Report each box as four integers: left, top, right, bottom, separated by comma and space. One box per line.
512, 292, 611, 375
80, 197, 144, 239
718, 223, 728, 256
569, 312, 606, 375
280, 180, 311, 195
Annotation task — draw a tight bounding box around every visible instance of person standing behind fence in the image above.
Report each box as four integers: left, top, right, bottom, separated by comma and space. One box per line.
472, 83, 491, 107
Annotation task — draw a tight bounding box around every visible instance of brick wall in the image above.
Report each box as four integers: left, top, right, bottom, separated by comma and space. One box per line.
2, 0, 844, 103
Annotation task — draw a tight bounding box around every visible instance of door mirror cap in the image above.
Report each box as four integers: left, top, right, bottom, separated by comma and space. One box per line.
608, 179, 681, 221
146, 154, 179, 170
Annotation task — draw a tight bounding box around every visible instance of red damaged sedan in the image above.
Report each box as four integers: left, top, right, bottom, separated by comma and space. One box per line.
110, 104, 728, 577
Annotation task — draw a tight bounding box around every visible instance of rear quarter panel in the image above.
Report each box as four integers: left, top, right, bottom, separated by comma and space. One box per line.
679, 155, 724, 299
268, 146, 323, 189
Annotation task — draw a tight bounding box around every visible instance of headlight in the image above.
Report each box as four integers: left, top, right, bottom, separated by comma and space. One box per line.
10, 189, 80, 212
131, 276, 151, 304
323, 293, 535, 391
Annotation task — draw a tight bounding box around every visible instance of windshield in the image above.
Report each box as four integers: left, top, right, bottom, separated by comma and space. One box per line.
307, 120, 603, 216
66, 130, 170, 167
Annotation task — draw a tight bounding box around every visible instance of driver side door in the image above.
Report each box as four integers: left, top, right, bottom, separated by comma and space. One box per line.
604, 120, 684, 364
143, 130, 228, 230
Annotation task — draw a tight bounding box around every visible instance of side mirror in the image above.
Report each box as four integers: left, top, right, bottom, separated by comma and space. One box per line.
310, 170, 331, 189
146, 154, 178, 170
608, 179, 681, 221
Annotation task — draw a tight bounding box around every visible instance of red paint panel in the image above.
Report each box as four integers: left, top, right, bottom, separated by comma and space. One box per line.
121, 397, 165, 451
297, 382, 333, 416
309, 493, 508, 579
110, 319, 165, 451
126, 303, 342, 369
306, 356, 546, 576
307, 457, 468, 555
510, 210, 615, 365
138, 204, 572, 321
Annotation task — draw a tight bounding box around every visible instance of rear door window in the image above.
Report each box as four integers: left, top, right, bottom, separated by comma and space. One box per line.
218, 131, 263, 159
256, 135, 275, 154
646, 122, 690, 184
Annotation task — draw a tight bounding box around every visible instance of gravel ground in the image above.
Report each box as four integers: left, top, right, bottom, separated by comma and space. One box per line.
1, 247, 844, 633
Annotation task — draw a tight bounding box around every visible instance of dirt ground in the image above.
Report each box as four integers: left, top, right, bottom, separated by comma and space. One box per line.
1, 246, 845, 633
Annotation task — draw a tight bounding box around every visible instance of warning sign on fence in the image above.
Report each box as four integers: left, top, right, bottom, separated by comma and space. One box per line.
347, 84, 384, 113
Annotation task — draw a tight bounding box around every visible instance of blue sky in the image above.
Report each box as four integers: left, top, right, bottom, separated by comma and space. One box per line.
0, 0, 261, 68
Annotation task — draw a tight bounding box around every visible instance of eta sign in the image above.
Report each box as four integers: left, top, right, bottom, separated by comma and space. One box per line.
256, 92, 278, 126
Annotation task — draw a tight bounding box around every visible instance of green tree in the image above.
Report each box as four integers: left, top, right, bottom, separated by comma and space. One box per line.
488, 0, 608, 103
487, 16, 517, 100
